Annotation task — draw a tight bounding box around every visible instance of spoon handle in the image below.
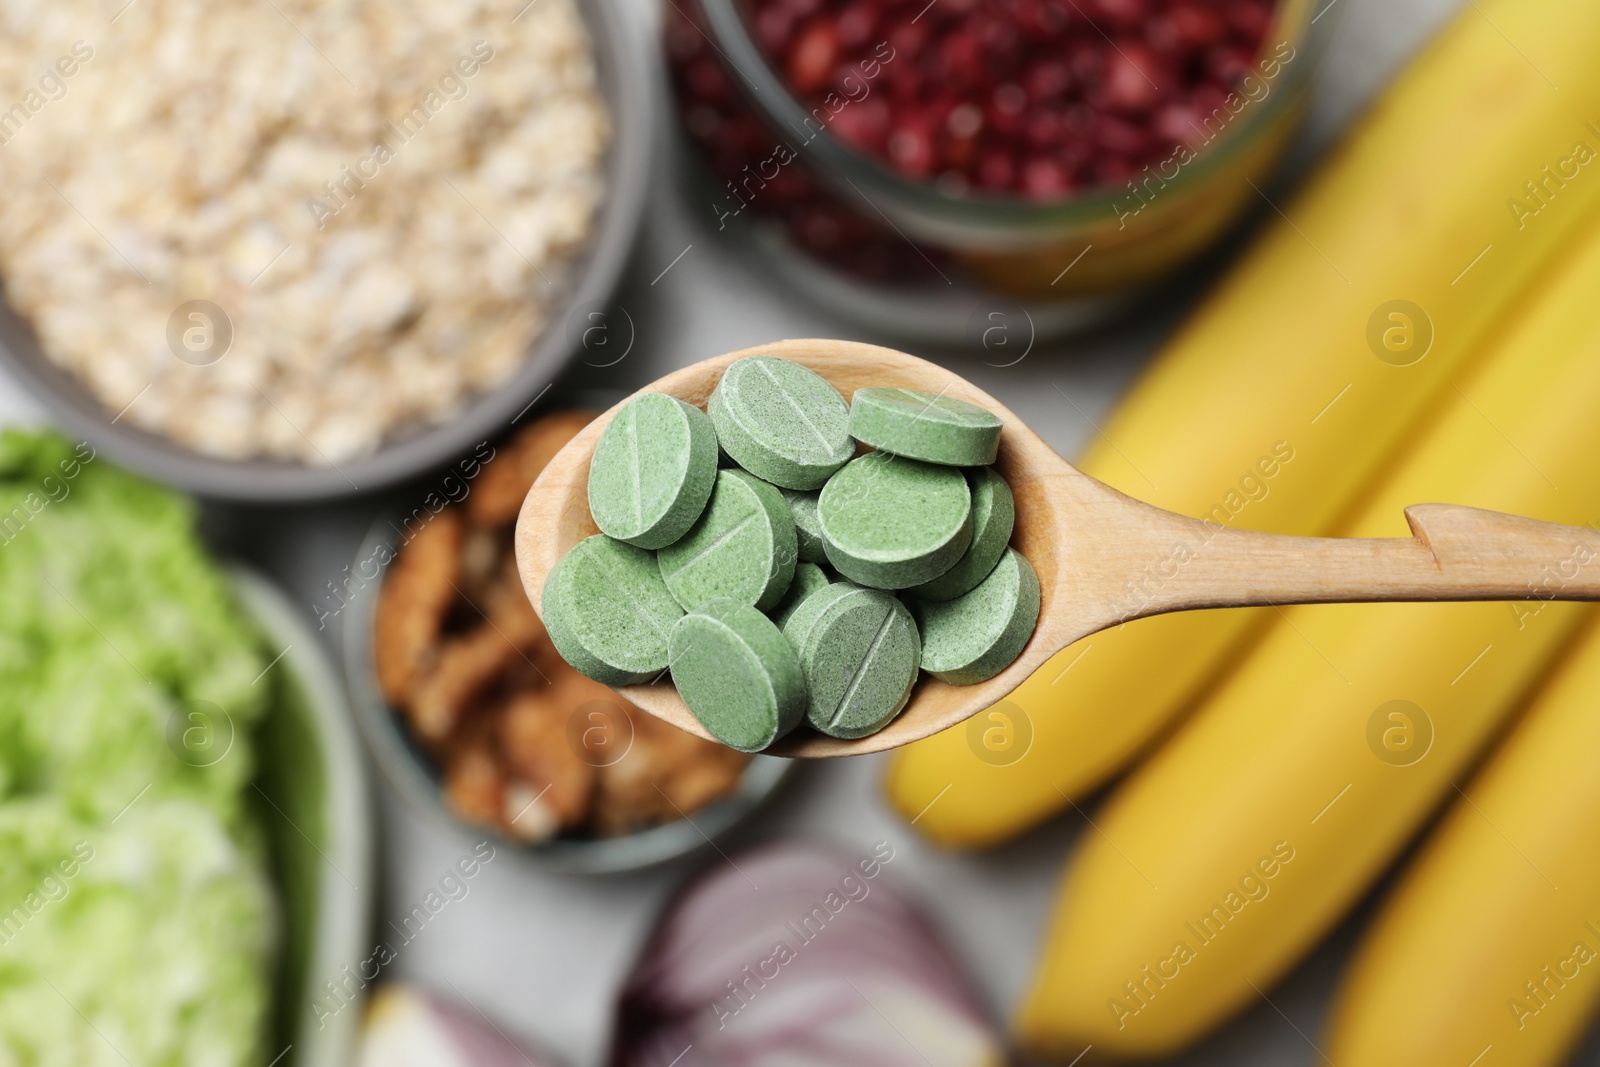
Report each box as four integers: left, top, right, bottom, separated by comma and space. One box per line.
1116, 504, 1600, 621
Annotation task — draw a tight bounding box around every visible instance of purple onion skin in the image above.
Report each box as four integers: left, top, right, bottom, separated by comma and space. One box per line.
610, 841, 1003, 1067
359, 984, 560, 1067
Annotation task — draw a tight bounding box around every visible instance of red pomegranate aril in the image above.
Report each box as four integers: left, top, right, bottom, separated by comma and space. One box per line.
837, 6, 878, 49
1153, 101, 1205, 145
829, 96, 891, 152
788, 20, 841, 94
886, 19, 930, 58
946, 102, 984, 139
1067, 40, 1104, 85
888, 124, 937, 177
1205, 45, 1256, 86
1024, 107, 1065, 150
1169, 4, 1227, 49
1023, 60, 1071, 101
977, 150, 1016, 191
1021, 158, 1073, 200
754, 6, 797, 54
1095, 114, 1148, 155
675, 0, 1281, 227
1089, 0, 1146, 31
1225, 0, 1272, 39
937, 29, 988, 86
779, 0, 822, 19
1100, 41, 1166, 112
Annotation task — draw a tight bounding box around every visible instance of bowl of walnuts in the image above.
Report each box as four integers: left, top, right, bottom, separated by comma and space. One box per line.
343, 407, 792, 874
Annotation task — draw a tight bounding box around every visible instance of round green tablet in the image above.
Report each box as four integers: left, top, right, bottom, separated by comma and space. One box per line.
779, 487, 827, 563
818, 451, 972, 589
910, 467, 1015, 601
918, 549, 1040, 685
669, 598, 806, 752
709, 355, 854, 490
587, 393, 718, 549
779, 580, 861, 652
770, 561, 832, 629
658, 468, 797, 612
847, 387, 1003, 466
541, 535, 684, 686
796, 587, 920, 739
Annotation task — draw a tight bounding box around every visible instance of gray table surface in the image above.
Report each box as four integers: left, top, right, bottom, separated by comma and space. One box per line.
18, 1, 1575, 1064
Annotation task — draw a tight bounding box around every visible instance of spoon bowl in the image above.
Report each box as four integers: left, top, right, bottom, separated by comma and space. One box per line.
517, 339, 1600, 757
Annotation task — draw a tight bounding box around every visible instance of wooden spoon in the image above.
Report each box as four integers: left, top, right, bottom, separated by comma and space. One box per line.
517, 339, 1600, 758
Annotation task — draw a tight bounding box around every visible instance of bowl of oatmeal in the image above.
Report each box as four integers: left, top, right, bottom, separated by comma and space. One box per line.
0, 0, 649, 500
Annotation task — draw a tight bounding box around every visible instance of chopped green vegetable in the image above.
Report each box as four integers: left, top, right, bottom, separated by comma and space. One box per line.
0, 429, 275, 1066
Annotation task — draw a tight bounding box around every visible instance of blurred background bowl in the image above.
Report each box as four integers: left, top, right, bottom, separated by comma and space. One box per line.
0, 1, 651, 503
341, 511, 794, 876
232, 565, 374, 1067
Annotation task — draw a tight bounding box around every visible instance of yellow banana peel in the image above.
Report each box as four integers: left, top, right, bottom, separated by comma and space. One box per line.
887, 0, 1600, 848
1017, 194, 1600, 1058
1324, 617, 1600, 1067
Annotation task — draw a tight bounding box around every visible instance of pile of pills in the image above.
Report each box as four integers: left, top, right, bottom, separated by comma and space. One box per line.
541, 355, 1040, 752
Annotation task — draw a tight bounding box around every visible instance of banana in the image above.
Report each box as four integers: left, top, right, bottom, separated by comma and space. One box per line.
1325, 617, 1600, 1067
1016, 198, 1600, 1058
886, 0, 1600, 848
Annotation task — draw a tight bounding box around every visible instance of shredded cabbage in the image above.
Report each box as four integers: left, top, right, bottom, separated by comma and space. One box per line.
0, 430, 275, 1066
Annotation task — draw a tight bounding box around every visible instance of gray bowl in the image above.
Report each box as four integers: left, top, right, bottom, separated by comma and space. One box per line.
231, 566, 374, 1067
0, 4, 650, 502
342, 513, 793, 876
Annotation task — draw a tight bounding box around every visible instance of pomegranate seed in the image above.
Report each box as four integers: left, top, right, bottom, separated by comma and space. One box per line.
887, 19, 930, 58
671, 0, 1281, 226
1024, 60, 1071, 101
788, 20, 841, 94
1089, 0, 1145, 32
1100, 41, 1165, 112
946, 102, 984, 138
837, 6, 878, 49
1169, 4, 1226, 49
1225, 0, 1271, 39
754, 6, 797, 54
937, 28, 987, 86
1021, 158, 1073, 200
1095, 114, 1147, 155
1153, 101, 1204, 145
829, 96, 891, 152
888, 124, 937, 176
978, 150, 1016, 190
1204, 45, 1255, 86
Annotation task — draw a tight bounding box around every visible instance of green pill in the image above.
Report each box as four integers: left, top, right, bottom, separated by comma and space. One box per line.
658, 468, 797, 612
587, 393, 718, 549
542, 535, 684, 686
918, 549, 1041, 685
770, 561, 832, 629
847, 387, 1003, 467
709, 355, 854, 490
910, 467, 1015, 601
818, 451, 972, 589
796, 587, 921, 739
779, 580, 861, 652
669, 598, 806, 752
779, 487, 827, 563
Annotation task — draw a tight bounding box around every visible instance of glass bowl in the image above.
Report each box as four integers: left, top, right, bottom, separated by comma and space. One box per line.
666, 0, 1325, 341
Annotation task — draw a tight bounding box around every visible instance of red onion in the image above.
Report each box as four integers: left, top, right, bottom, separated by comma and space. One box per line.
611, 841, 1002, 1067
358, 984, 560, 1067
